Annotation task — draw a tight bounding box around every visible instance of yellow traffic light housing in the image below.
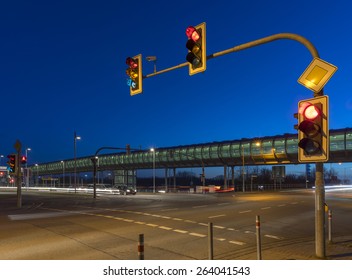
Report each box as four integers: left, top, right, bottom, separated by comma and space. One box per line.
185, 22, 206, 75
297, 95, 329, 162
7, 154, 17, 174
126, 54, 143, 95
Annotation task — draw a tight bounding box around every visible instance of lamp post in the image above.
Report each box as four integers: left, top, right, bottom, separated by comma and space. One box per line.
150, 148, 156, 193
146, 56, 157, 73
35, 164, 39, 186
74, 131, 81, 193
61, 161, 65, 188
25, 148, 31, 188
242, 144, 245, 192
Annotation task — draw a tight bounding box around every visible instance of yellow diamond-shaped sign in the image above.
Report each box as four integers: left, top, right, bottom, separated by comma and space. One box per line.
298, 58, 337, 93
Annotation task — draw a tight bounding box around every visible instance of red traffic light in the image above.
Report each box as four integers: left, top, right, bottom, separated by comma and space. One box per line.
300, 103, 320, 120
186, 26, 200, 41
20, 155, 27, 164
126, 57, 138, 69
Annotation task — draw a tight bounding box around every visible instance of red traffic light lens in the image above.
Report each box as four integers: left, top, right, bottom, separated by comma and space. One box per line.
126, 57, 138, 69
186, 26, 200, 41
303, 104, 320, 120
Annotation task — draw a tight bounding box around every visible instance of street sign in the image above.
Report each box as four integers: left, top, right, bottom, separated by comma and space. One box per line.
298, 57, 337, 93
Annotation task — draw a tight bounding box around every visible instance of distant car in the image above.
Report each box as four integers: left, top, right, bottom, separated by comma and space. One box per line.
113, 185, 137, 195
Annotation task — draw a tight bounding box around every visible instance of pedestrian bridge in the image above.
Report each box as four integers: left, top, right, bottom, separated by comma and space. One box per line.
31, 128, 352, 176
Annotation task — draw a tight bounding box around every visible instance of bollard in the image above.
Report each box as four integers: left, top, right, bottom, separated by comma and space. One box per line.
328, 210, 333, 244
208, 222, 214, 260
138, 234, 144, 260
256, 215, 262, 260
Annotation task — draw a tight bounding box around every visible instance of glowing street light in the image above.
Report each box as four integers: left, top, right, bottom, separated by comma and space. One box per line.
150, 148, 156, 193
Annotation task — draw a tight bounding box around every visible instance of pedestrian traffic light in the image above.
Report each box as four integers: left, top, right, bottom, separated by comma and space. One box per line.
185, 22, 206, 75
20, 155, 27, 165
297, 95, 329, 162
126, 54, 143, 96
7, 154, 17, 174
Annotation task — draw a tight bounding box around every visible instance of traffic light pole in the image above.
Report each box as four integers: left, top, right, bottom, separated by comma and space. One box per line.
315, 161, 325, 258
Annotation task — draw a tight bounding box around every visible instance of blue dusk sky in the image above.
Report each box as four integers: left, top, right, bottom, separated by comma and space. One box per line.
1, 0, 351, 176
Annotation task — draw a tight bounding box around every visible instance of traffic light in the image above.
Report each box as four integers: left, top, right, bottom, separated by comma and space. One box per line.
20, 155, 27, 165
297, 95, 329, 162
185, 22, 206, 75
126, 54, 143, 96
7, 154, 17, 174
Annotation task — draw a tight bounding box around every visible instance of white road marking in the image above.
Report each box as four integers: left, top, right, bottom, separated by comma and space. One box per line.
264, 234, 283, 240
214, 225, 226, 229
146, 223, 158, 227
189, 232, 206, 238
229, 240, 246, 246
239, 210, 252, 214
215, 238, 226, 241
159, 226, 172, 230
173, 229, 188, 234
261, 207, 271, 210
208, 214, 226, 219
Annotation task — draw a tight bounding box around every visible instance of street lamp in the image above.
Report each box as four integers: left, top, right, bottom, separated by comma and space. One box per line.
25, 148, 31, 188
74, 131, 81, 193
150, 148, 156, 193
242, 144, 245, 192
35, 164, 39, 186
61, 160, 65, 188
146, 56, 157, 73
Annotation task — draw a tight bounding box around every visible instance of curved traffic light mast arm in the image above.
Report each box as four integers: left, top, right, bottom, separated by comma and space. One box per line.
144, 32, 320, 82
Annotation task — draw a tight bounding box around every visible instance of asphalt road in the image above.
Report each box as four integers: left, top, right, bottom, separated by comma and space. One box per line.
0, 187, 351, 260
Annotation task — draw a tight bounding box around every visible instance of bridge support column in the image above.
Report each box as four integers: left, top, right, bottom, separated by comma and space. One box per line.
223, 165, 228, 189
173, 167, 176, 192
164, 168, 168, 192
231, 166, 235, 190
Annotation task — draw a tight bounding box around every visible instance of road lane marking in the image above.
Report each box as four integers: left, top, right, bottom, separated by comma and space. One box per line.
217, 203, 230, 206
264, 234, 283, 240
208, 214, 226, 219
261, 207, 271, 210
159, 226, 172, 230
215, 238, 226, 241
189, 232, 206, 238
277, 204, 286, 207
184, 220, 197, 223
160, 208, 179, 212
146, 223, 158, 227
229, 241, 246, 246
214, 225, 226, 229
172, 218, 183, 221
173, 229, 188, 234
239, 210, 252, 214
